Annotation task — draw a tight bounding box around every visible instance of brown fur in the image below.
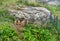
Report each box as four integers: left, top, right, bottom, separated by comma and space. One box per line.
20, 19, 28, 27
13, 19, 28, 35
14, 20, 21, 25
14, 19, 28, 27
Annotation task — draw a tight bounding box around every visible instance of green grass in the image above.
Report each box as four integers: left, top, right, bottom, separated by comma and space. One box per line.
0, 0, 18, 7
0, 22, 21, 41
0, 8, 14, 22
20, 24, 59, 41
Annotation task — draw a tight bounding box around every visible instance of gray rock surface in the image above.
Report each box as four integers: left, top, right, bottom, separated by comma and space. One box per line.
36, 0, 60, 6
18, 0, 60, 6
9, 7, 51, 23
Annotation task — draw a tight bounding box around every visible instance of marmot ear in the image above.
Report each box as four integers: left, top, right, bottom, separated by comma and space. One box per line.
20, 19, 28, 27
20, 20, 25, 27
14, 20, 21, 25
17, 20, 21, 25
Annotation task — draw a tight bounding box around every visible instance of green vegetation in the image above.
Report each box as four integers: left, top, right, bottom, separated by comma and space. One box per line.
0, 22, 20, 41
21, 24, 59, 41
0, 0, 60, 41
0, 0, 18, 7
0, 8, 14, 22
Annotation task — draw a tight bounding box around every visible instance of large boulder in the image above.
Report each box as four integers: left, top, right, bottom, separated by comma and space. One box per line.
9, 7, 51, 23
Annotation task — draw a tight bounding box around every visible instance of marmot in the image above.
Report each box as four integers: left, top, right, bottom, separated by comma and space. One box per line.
14, 17, 28, 27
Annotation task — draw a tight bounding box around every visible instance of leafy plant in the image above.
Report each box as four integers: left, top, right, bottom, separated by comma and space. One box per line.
0, 22, 20, 41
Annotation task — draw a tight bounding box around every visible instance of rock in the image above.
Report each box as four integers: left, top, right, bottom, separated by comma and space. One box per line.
36, 0, 49, 3
17, 0, 60, 6
36, 0, 60, 6
8, 7, 51, 24
47, 1, 60, 6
